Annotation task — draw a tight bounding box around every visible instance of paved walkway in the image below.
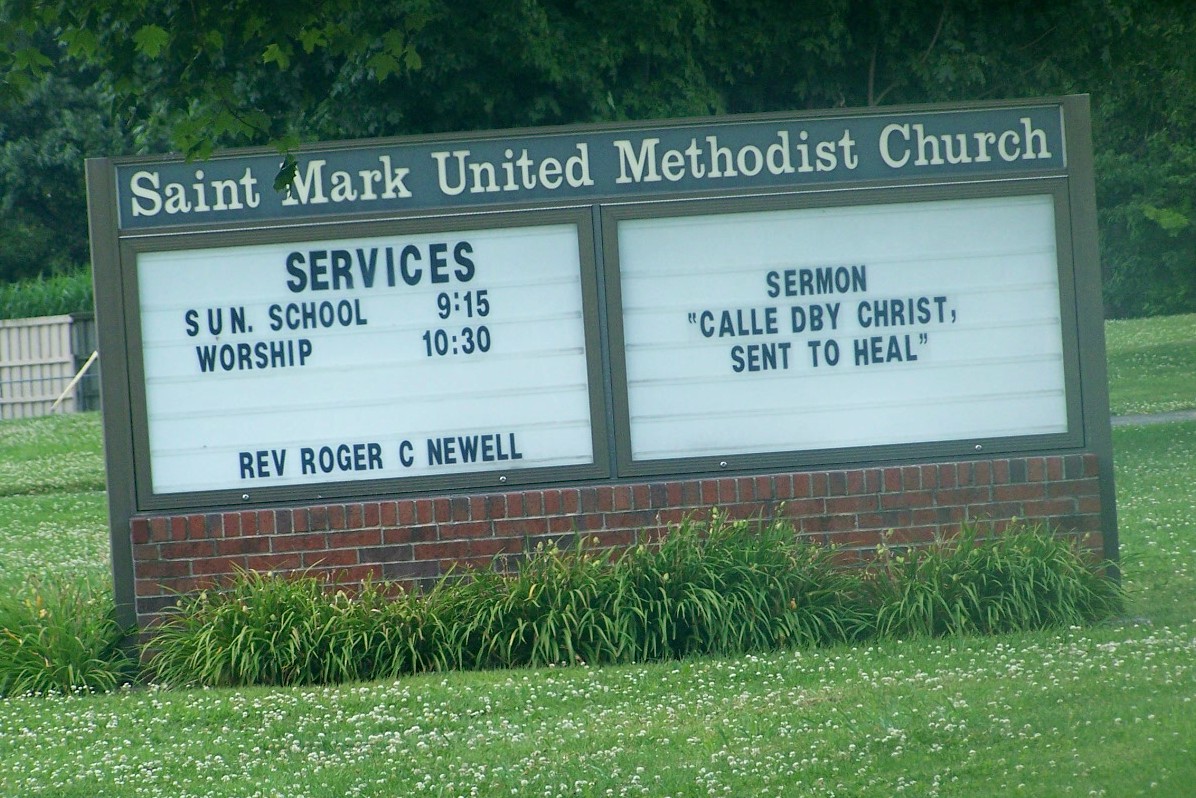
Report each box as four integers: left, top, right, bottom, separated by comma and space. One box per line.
1111, 409, 1196, 427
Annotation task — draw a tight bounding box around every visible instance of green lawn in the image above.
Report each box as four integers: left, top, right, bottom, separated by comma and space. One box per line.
0, 318, 1194, 797
1105, 312, 1196, 415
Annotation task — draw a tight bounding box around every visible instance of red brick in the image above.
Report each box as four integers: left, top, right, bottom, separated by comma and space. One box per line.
577, 513, 605, 531
441, 521, 492, 540
317, 564, 384, 584
494, 517, 549, 537
887, 526, 938, 545
292, 508, 310, 533
217, 536, 269, 556
136, 579, 169, 597
632, 484, 652, 509
158, 540, 217, 560
383, 527, 413, 545
994, 483, 1048, 501
327, 504, 346, 530
1046, 457, 1064, 481
171, 517, 188, 540
486, 494, 508, 518
240, 511, 259, 536
548, 515, 577, 533
132, 518, 151, 545
191, 556, 245, 576
901, 466, 921, 490
221, 512, 242, 538
882, 467, 902, 493
825, 494, 878, 515
133, 542, 160, 562
603, 510, 655, 530
777, 497, 827, 518
433, 498, 452, 523
137, 560, 191, 579
245, 554, 302, 573
468, 538, 516, 558
303, 549, 357, 568
380, 501, 397, 526
362, 502, 380, 528
911, 507, 962, 526
800, 516, 828, 533
825, 514, 858, 532
187, 515, 206, 539
410, 525, 438, 543
524, 491, 545, 516
792, 472, 813, 498
880, 490, 934, 510
1073, 477, 1101, 497
938, 465, 958, 489
271, 532, 328, 553
414, 541, 470, 561
1024, 499, 1078, 517
857, 510, 912, 530
336, 529, 383, 548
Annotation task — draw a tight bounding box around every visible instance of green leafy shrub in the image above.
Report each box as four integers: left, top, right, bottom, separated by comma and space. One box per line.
0, 573, 135, 697
869, 523, 1124, 638
0, 270, 93, 320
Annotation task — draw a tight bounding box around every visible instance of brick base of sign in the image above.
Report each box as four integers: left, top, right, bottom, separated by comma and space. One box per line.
129, 453, 1105, 628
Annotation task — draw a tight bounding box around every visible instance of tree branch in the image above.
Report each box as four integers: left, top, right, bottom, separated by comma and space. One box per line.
871, 1, 949, 106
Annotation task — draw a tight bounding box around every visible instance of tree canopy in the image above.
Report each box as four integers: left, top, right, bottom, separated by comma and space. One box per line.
1, 0, 1194, 316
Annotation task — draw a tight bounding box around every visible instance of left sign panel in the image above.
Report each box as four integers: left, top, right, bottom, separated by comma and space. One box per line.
133, 218, 597, 495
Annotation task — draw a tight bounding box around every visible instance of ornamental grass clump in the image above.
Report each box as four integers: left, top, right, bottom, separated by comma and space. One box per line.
144, 517, 1124, 689
0, 573, 135, 697
436, 538, 629, 670
149, 568, 378, 688
869, 522, 1124, 639
615, 514, 870, 660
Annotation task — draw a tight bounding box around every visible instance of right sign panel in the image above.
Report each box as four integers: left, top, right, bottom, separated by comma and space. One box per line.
615, 192, 1069, 462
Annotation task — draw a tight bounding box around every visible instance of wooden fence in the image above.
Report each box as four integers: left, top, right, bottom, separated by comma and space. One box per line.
0, 314, 99, 419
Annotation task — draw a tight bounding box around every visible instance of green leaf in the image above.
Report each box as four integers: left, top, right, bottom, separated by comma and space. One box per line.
274, 154, 298, 193
61, 28, 99, 59
12, 47, 51, 71
132, 24, 170, 59
298, 27, 327, 54
262, 43, 291, 69
366, 51, 400, 80
1142, 204, 1190, 234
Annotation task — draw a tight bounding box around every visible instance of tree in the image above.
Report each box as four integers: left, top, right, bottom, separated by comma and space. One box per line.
1, 0, 1194, 316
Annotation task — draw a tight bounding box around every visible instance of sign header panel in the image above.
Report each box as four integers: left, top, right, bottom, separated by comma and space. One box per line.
114, 105, 1065, 229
